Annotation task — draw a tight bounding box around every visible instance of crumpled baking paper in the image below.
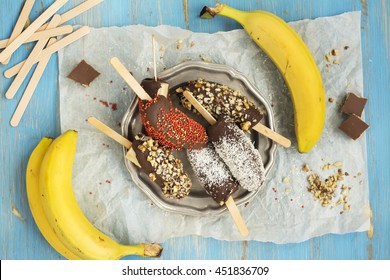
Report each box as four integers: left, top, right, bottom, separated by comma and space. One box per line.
58, 11, 370, 244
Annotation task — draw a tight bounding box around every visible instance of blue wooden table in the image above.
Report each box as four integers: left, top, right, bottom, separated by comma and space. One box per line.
1, 0, 389, 260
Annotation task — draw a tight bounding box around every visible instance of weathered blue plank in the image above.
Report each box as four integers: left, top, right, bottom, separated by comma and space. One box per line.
1, 0, 389, 260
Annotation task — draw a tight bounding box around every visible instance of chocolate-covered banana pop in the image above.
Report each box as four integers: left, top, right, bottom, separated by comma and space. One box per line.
178, 78, 291, 148
187, 144, 239, 205
110, 57, 208, 151
87, 117, 192, 200
207, 117, 265, 192
177, 78, 263, 131
133, 134, 191, 199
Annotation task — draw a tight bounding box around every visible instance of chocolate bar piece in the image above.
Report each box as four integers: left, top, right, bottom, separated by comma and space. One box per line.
67, 60, 100, 87
341, 92, 367, 117
339, 114, 369, 140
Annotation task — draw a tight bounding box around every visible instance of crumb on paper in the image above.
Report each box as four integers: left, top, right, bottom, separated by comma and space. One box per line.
328, 97, 334, 103
306, 162, 352, 212
12, 206, 25, 221
282, 177, 289, 183
199, 54, 210, 62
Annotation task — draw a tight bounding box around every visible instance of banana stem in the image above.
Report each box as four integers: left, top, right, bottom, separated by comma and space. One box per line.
119, 243, 163, 258
200, 4, 247, 25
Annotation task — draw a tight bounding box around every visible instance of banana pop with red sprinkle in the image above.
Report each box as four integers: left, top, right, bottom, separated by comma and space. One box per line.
138, 79, 208, 151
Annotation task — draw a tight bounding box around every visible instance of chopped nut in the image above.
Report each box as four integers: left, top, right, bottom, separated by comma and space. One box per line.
302, 164, 310, 172
328, 97, 334, 103
240, 121, 251, 131
282, 177, 290, 183
331, 49, 338, 56
334, 161, 343, 167
325, 53, 331, 62
149, 173, 156, 181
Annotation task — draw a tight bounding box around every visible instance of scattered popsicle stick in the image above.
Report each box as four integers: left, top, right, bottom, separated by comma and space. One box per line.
0, 0, 102, 49
55, 0, 103, 27
0, 0, 68, 63
225, 196, 249, 237
87, 117, 141, 167
5, 15, 62, 100
152, 34, 157, 82
5, 26, 90, 78
0, 25, 74, 49
110, 57, 152, 100
2, 0, 35, 64
184, 90, 291, 148
10, 35, 60, 126
182, 90, 248, 236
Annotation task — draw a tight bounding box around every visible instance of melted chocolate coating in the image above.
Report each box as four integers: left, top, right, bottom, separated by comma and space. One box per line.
141, 78, 163, 98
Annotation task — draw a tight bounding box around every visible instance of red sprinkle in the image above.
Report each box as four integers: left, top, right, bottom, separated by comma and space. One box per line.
105, 180, 111, 184
138, 96, 208, 150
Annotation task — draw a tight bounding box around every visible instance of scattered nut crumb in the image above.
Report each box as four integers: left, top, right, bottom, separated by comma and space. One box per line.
302, 164, 310, 172
321, 163, 331, 170
282, 177, 290, 183
333, 161, 343, 167
333, 60, 339, 65
331, 49, 338, 56
325, 54, 331, 62
328, 97, 334, 103
176, 44, 182, 50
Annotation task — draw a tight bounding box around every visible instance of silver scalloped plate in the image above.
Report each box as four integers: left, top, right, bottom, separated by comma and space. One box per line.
122, 61, 276, 216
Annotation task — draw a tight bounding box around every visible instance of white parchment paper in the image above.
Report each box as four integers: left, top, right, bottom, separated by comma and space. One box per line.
58, 11, 370, 244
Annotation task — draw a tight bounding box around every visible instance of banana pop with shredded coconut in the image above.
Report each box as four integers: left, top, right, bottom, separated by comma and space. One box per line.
207, 117, 265, 192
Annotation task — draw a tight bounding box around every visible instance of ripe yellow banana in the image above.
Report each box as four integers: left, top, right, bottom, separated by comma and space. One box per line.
39, 130, 162, 259
201, 4, 326, 153
26, 137, 81, 260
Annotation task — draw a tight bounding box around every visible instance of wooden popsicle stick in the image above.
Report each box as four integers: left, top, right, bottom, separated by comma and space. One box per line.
253, 122, 291, 148
110, 57, 152, 100
0, 0, 68, 63
183, 91, 248, 236
10, 37, 59, 127
225, 196, 249, 237
87, 117, 141, 167
152, 34, 157, 82
5, 15, 62, 100
4, 26, 90, 78
0, 25, 74, 49
2, 0, 35, 64
57, 0, 103, 26
184, 90, 291, 148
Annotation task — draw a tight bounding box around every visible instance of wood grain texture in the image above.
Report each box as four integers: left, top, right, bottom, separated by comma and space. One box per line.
1, 0, 389, 260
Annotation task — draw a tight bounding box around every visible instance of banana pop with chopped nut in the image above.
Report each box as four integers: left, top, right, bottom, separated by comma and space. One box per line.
132, 134, 192, 199
176, 78, 264, 131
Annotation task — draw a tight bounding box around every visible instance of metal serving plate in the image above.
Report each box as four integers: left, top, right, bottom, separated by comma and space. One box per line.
122, 61, 277, 216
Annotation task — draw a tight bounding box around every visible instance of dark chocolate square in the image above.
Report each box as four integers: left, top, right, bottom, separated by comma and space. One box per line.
341, 92, 367, 117
339, 114, 369, 140
67, 60, 100, 87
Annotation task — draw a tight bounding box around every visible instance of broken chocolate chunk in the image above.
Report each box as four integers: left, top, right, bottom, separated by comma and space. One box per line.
341, 92, 367, 117
339, 114, 369, 140
67, 60, 100, 87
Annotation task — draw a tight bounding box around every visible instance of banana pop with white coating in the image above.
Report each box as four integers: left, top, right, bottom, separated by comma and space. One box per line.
207, 117, 265, 192
187, 144, 239, 205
